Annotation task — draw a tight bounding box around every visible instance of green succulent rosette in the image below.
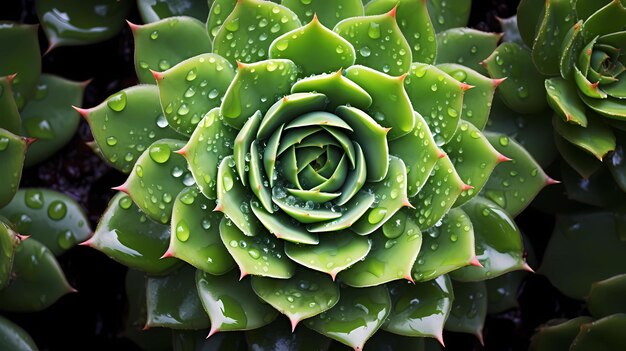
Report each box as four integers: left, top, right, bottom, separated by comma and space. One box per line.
502, 0, 626, 191
82, 0, 548, 348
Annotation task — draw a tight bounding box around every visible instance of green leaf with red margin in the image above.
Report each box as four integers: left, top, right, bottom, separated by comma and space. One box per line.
87, 192, 180, 275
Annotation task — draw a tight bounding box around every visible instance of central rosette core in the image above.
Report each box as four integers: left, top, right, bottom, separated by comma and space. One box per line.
217, 89, 400, 245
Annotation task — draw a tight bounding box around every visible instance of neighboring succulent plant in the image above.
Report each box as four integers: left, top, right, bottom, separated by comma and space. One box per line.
493, 0, 626, 191
530, 270, 626, 350
81, 0, 551, 349
0, 15, 95, 350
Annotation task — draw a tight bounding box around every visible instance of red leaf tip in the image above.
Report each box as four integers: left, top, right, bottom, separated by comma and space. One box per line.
493, 77, 507, 87
150, 69, 164, 81
388, 5, 398, 18
72, 106, 91, 119
469, 257, 483, 268
126, 20, 141, 31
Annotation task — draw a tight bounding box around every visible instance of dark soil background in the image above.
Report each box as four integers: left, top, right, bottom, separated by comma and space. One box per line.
1, 1, 584, 350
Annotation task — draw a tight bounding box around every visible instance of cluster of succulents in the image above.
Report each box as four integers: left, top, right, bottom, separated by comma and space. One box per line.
2, 0, 626, 349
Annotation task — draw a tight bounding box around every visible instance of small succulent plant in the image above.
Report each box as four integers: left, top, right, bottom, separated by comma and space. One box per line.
490, 0, 626, 191
78, 0, 554, 349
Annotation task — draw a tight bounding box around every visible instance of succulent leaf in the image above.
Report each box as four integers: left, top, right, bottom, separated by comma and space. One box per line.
587, 274, 626, 318
404, 63, 464, 145
221, 59, 298, 129
540, 212, 626, 299
291, 71, 372, 111
531, 0, 576, 75
409, 155, 465, 229
383, 275, 453, 341
334, 10, 412, 76
124, 139, 192, 224
482, 132, 552, 217
438, 64, 497, 131
0, 220, 20, 291
36, 0, 131, 49
553, 112, 616, 160
436, 29, 501, 75
146, 265, 210, 329
251, 269, 339, 329
88, 192, 179, 274
0, 76, 20, 134
133, 17, 212, 84
545, 77, 588, 126
21, 74, 85, 166
138, 0, 210, 23
184, 108, 237, 199
269, 16, 356, 77
0, 238, 73, 312
156, 53, 235, 136
554, 133, 603, 178
570, 315, 626, 351
0, 315, 38, 351
345, 65, 414, 140
220, 217, 295, 279
85, 85, 182, 173
445, 121, 501, 206
214, 0, 301, 66
444, 280, 487, 340
451, 197, 526, 281
0, 23, 41, 109
483, 42, 547, 114
340, 210, 422, 287
282, 0, 363, 28
529, 317, 595, 351
169, 187, 235, 275
412, 208, 475, 282
0, 188, 91, 256
365, 0, 436, 64
305, 285, 391, 350
0, 128, 27, 208
207, 0, 237, 41
197, 269, 278, 333
426, 0, 471, 33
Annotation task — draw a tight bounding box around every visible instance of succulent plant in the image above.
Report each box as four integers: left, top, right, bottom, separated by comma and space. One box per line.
79, 0, 552, 349
490, 0, 626, 191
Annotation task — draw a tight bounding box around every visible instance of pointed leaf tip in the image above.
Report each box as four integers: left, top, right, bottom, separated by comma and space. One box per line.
522, 262, 534, 273
150, 69, 164, 81
460, 83, 474, 91
236, 61, 246, 70
476, 331, 484, 346
461, 184, 474, 191
497, 153, 512, 163
126, 20, 140, 31
436, 333, 445, 347
469, 257, 483, 268
72, 106, 90, 119
546, 177, 560, 185
23, 137, 37, 146
160, 248, 174, 259
388, 5, 398, 18
111, 184, 128, 193
174, 145, 188, 157
493, 77, 507, 87
239, 270, 248, 281
290, 316, 299, 332
312, 13, 319, 23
